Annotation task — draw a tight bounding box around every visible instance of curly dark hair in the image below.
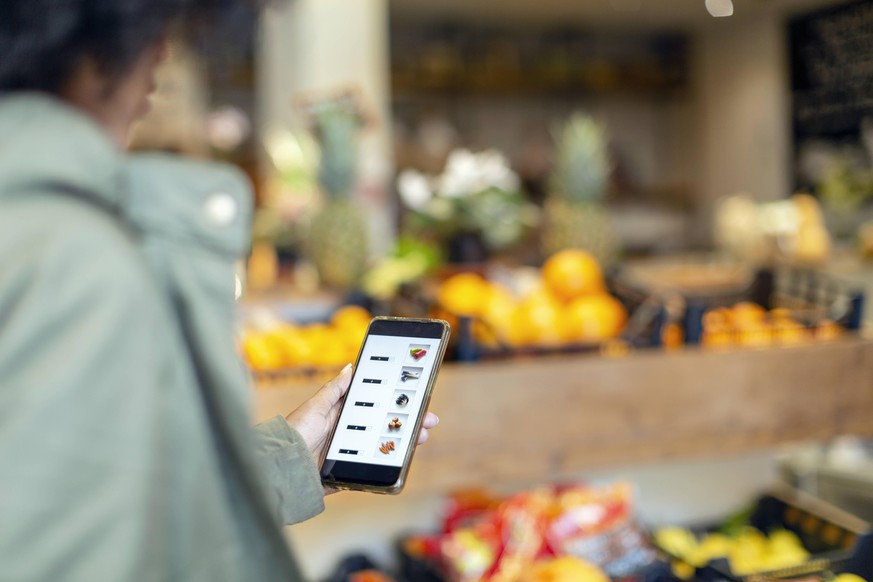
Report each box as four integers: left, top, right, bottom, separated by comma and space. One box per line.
0, 0, 261, 94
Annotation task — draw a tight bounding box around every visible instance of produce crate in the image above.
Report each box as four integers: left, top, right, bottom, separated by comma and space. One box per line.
613, 261, 865, 347
655, 486, 871, 582
448, 290, 667, 363
682, 267, 864, 345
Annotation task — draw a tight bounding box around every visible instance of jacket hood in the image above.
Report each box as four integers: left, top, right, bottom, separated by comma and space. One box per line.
0, 93, 253, 258
0, 93, 124, 208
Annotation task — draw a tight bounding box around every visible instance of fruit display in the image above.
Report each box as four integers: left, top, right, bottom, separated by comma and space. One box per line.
700, 302, 843, 349
652, 490, 868, 581
542, 114, 619, 268
515, 557, 610, 582
614, 257, 865, 352
240, 305, 372, 372
436, 250, 628, 351
655, 526, 810, 576
402, 482, 655, 582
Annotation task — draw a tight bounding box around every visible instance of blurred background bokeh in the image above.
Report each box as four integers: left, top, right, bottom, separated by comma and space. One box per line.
130, 0, 873, 580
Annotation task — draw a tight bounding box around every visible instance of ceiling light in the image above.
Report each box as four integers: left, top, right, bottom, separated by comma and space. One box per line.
705, 0, 734, 17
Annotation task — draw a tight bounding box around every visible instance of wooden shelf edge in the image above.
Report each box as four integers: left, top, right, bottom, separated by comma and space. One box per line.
254, 338, 873, 494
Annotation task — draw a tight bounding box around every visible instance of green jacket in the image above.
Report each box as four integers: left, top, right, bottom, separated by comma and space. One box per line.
0, 95, 323, 581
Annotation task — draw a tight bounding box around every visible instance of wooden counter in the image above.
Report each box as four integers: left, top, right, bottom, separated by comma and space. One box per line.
254, 338, 873, 494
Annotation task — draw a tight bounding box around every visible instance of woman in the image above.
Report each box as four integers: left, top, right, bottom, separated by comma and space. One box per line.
0, 1, 437, 580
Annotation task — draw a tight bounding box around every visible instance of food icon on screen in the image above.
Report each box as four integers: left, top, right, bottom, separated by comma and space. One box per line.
395, 393, 409, 407
407, 344, 429, 363
400, 367, 422, 384
383, 413, 409, 436
379, 440, 396, 455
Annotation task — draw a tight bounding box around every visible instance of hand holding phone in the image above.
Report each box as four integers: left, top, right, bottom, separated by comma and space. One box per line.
319, 317, 450, 494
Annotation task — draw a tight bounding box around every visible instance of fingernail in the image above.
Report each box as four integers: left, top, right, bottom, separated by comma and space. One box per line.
432, 414, 440, 425
341, 363, 352, 374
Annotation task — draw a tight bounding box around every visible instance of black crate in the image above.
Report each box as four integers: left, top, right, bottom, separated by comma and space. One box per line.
682, 267, 864, 345
656, 487, 871, 582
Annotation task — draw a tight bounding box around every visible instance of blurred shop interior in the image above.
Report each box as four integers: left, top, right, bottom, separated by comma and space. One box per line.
132, 0, 873, 579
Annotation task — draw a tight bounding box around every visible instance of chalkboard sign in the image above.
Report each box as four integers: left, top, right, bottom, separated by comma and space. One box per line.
790, 0, 873, 139
790, 0, 873, 199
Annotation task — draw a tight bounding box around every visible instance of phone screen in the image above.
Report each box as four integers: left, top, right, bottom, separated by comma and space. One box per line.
320, 319, 447, 488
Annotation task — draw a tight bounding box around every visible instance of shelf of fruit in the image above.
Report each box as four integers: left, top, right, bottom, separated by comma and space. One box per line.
239, 250, 864, 379
241, 249, 873, 491
239, 304, 374, 387
238, 250, 636, 383
435, 251, 632, 355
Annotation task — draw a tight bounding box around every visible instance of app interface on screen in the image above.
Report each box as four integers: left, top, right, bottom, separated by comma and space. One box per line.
325, 334, 441, 467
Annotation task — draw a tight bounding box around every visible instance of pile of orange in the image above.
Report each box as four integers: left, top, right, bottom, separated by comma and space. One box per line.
701, 302, 840, 348
241, 305, 372, 371
437, 250, 628, 348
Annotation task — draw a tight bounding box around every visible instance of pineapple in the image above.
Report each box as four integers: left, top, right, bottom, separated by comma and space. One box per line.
305, 100, 369, 290
543, 114, 619, 267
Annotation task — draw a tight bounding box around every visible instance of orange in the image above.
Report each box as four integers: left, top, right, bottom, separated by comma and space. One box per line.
816, 319, 841, 341
731, 302, 767, 325
510, 292, 564, 346
542, 250, 605, 302
242, 333, 285, 370
331, 305, 372, 330
305, 326, 349, 367
702, 322, 734, 349
518, 557, 609, 582
769, 307, 793, 321
662, 322, 684, 350
559, 294, 628, 343
437, 273, 492, 317
773, 321, 809, 345
480, 284, 519, 344
737, 321, 773, 347
702, 307, 730, 329
265, 325, 309, 367
472, 319, 501, 348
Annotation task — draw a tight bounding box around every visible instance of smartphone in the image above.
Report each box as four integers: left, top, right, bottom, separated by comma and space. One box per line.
320, 316, 450, 494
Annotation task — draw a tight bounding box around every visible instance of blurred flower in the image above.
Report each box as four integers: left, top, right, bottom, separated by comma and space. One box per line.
398, 148, 538, 253
398, 169, 433, 210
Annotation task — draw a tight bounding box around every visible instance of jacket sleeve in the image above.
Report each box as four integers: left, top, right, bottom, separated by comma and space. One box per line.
0, 221, 176, 581
252, 417, 326, 524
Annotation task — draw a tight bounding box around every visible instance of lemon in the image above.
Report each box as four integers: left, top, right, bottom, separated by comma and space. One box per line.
559, 294, 628, 343
542, 249, 605, 302
437, 273, 492, 317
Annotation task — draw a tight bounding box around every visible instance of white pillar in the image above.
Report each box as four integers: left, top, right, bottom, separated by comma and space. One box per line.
692, 8, 792, 243
258, 0, 395, 257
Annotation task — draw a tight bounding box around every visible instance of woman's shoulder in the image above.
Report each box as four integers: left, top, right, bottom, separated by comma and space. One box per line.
0, 193, 158, 300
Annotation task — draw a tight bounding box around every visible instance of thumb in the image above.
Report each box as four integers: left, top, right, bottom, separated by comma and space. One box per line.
320, 363, 353, 406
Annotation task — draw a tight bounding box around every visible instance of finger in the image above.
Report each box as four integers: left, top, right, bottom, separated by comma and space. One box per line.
417, 427, 429, 445
422, 412, 439, 429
